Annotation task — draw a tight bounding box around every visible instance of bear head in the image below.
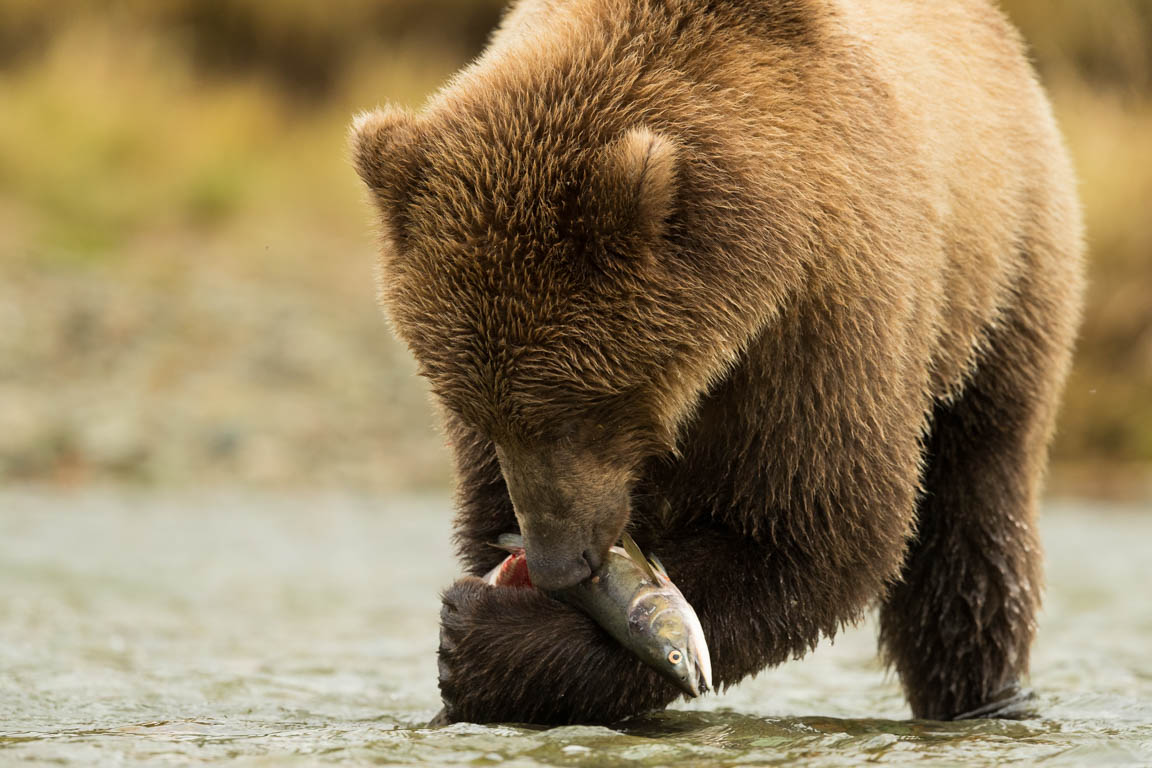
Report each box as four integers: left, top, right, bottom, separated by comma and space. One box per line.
351, 103, 764, 590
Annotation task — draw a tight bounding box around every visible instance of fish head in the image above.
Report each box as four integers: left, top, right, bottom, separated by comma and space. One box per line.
630, 587, 714, 698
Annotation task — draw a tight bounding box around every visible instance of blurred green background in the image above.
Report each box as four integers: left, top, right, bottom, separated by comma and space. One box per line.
0, 0, 1148, 498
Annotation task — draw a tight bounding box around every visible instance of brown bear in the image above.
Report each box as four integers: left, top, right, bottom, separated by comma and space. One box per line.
351, 0, 1084, 724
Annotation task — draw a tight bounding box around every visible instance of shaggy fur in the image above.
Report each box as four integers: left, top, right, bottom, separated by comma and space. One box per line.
351, 0, 1083, 724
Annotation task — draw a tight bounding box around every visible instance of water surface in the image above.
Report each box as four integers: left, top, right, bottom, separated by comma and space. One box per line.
1, 491, 1149, 765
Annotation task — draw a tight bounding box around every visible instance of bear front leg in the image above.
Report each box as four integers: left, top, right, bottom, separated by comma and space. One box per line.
435, 577, 682, 724
437, 505, 915, 724
879, 304, 1071, 720
435, 418, 682, 725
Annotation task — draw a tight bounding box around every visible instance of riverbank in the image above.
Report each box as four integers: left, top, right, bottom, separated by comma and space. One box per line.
2, 253, 1150, 499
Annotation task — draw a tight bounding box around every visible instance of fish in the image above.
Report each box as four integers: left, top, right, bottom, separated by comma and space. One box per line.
485, 532, 713, 698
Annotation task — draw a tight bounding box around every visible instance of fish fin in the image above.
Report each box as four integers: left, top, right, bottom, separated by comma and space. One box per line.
491, 533, 524, 553
648, 553, 670, 581
620, 532, 660, 582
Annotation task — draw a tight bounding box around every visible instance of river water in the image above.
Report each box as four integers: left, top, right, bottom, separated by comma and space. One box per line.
1, 491, 1149, 766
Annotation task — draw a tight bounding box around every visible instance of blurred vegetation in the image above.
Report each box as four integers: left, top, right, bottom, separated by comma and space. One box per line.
1000, 0, 1152, 499
0, 0, 1148, 496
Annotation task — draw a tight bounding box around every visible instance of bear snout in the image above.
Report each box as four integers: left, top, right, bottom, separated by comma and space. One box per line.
524, 545, 595, 591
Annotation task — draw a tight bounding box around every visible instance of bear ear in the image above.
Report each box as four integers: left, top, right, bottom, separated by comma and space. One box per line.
349, 106, 421, 200
592, 126, 679, 245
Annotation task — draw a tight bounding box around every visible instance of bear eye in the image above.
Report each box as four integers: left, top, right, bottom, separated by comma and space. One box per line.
668, 650, 683, 664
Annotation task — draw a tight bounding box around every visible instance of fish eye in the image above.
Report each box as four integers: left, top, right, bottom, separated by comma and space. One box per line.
668, 650, 683, 664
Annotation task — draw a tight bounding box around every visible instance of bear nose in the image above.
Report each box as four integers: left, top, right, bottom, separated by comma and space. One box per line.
526, 550, 593, 591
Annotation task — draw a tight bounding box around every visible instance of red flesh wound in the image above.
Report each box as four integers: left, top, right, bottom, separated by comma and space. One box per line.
492, 552, 533, 588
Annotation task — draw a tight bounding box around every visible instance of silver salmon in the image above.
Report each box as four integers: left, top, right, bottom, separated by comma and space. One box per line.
486, 533, 713, 698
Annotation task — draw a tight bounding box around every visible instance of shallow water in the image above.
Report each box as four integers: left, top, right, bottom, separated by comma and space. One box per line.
1, 491, 1149, 766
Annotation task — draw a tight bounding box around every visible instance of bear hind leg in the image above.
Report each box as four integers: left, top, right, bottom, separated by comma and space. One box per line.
879, 297, 1072, 720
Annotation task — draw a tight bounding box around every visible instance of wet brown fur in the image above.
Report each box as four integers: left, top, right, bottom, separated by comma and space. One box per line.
351, 0, 1084, 724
